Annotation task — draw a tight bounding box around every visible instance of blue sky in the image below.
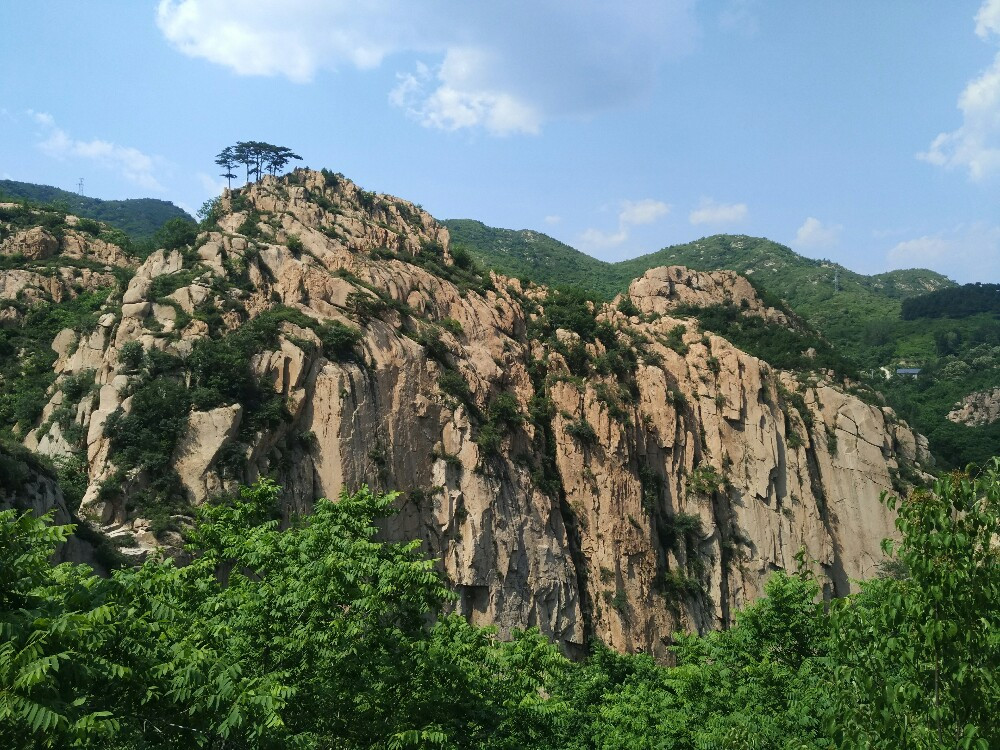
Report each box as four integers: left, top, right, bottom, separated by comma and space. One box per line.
1, 1, 998, 282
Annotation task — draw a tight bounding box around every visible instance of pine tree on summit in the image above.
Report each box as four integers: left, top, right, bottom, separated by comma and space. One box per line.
214, 146, 237, 189
217, 142, 302, 187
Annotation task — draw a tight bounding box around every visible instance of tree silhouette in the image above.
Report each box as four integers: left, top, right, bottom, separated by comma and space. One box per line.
218, 142, 303, 187
214, 146, 237, 189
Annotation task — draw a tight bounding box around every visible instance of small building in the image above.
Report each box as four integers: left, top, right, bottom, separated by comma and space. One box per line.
895, 368, 922, 378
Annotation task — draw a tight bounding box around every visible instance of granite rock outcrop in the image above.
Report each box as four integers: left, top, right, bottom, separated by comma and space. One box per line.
8, 171, 932, 658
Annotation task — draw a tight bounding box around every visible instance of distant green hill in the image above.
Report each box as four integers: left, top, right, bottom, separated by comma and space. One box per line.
445, 222, 954, 359
0, 180, 192, 238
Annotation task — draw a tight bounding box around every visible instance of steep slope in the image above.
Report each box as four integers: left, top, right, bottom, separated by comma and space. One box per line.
0, 179, 193, 238
2, 171, 931, 658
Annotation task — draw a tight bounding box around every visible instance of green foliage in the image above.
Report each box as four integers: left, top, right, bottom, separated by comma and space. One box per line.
827, 465, 1000, 748
437, 370, 474, 408
544, 287, 597, 340
318, 320, 362, 359
286, 233, 304, 256
565, 417, 597, 445
687, 464, 725, 497
902, 282, 1000, 320
220, 142, 303, 186
151, 217, 198, 252
0, 179, 193, 238
148, 268, 199, 300
417, 326, 450, 363
475, 392, 524, 456
0, 287, 112, 435
0, 481, 574, 748
664, 323, 688, 355
381, 239, 496, 298
676, 302, 856, 378
196, 196, 222, 226
616, 296, 640, 318
4, 465, 1000, 747
448, 223, 995, 465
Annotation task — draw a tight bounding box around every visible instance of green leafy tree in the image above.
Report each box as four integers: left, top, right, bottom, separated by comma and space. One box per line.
827, 463, 1000, 749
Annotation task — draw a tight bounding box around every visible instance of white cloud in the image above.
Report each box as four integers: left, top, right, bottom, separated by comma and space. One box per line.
619, 198, 671, 226
886, 222, 1000, 282
544, 215, 562, 225
689, 198, 747, 225
795, 217, 842, 248
156, 0, 698, 134
197, 171, 228, 196
579, 227, 629, 250
390, 53, 541, 135
918, 0, 1000, 180
29, 111, 165, 192
578, 197, 671, 252
976, 0, 1000, 38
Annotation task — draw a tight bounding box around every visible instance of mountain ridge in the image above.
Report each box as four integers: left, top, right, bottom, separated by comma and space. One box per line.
444, 219, 955, 302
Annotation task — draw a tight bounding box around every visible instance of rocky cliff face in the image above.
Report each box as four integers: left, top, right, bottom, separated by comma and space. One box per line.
3, 171, 933, 659
0, 447, 102, 569
948, 387, 1000, 427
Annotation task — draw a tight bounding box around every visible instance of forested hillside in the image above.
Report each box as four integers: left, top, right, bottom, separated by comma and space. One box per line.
3, 468, 998, 748
0, 179, 193, 238
901, 282, 1000, 320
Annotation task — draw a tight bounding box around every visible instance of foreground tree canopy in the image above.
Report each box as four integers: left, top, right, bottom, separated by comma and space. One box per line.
2, 464, 999, 748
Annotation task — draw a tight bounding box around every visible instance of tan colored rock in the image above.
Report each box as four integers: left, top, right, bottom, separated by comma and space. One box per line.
627, 266, 795, 328
1, 227, 58, 259
947, 387, 1000, 426
15, 170, 932, 659
173, 405, 244, 504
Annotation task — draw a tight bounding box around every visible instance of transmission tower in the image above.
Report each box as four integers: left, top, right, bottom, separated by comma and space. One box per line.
77, 178, 84, 194
834, 268, 840, 293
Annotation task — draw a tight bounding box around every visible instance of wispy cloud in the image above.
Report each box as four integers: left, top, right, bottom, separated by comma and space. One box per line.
689, 198, 747, 226
918, 0, 1000, 180
390, 55, 540, 136
156, 0, 699, 135
886, 222, 1000, 282
29, 111, 165, 192
619, 198, 671, 226
795, 217, 842, 248
543, 215, 562, 225
578, 198, 671, 252
579, 226, 629, 250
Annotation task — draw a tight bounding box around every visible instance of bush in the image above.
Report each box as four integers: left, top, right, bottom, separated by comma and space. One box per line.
152, 217, 198, 251
475, 422, 503, 455
565, 417, 597, 445
319, 321, 362, 360
687, 464, 724, 497
617, 296, 640, 318
438, 370, 473, 408
486, 392, 523, 428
